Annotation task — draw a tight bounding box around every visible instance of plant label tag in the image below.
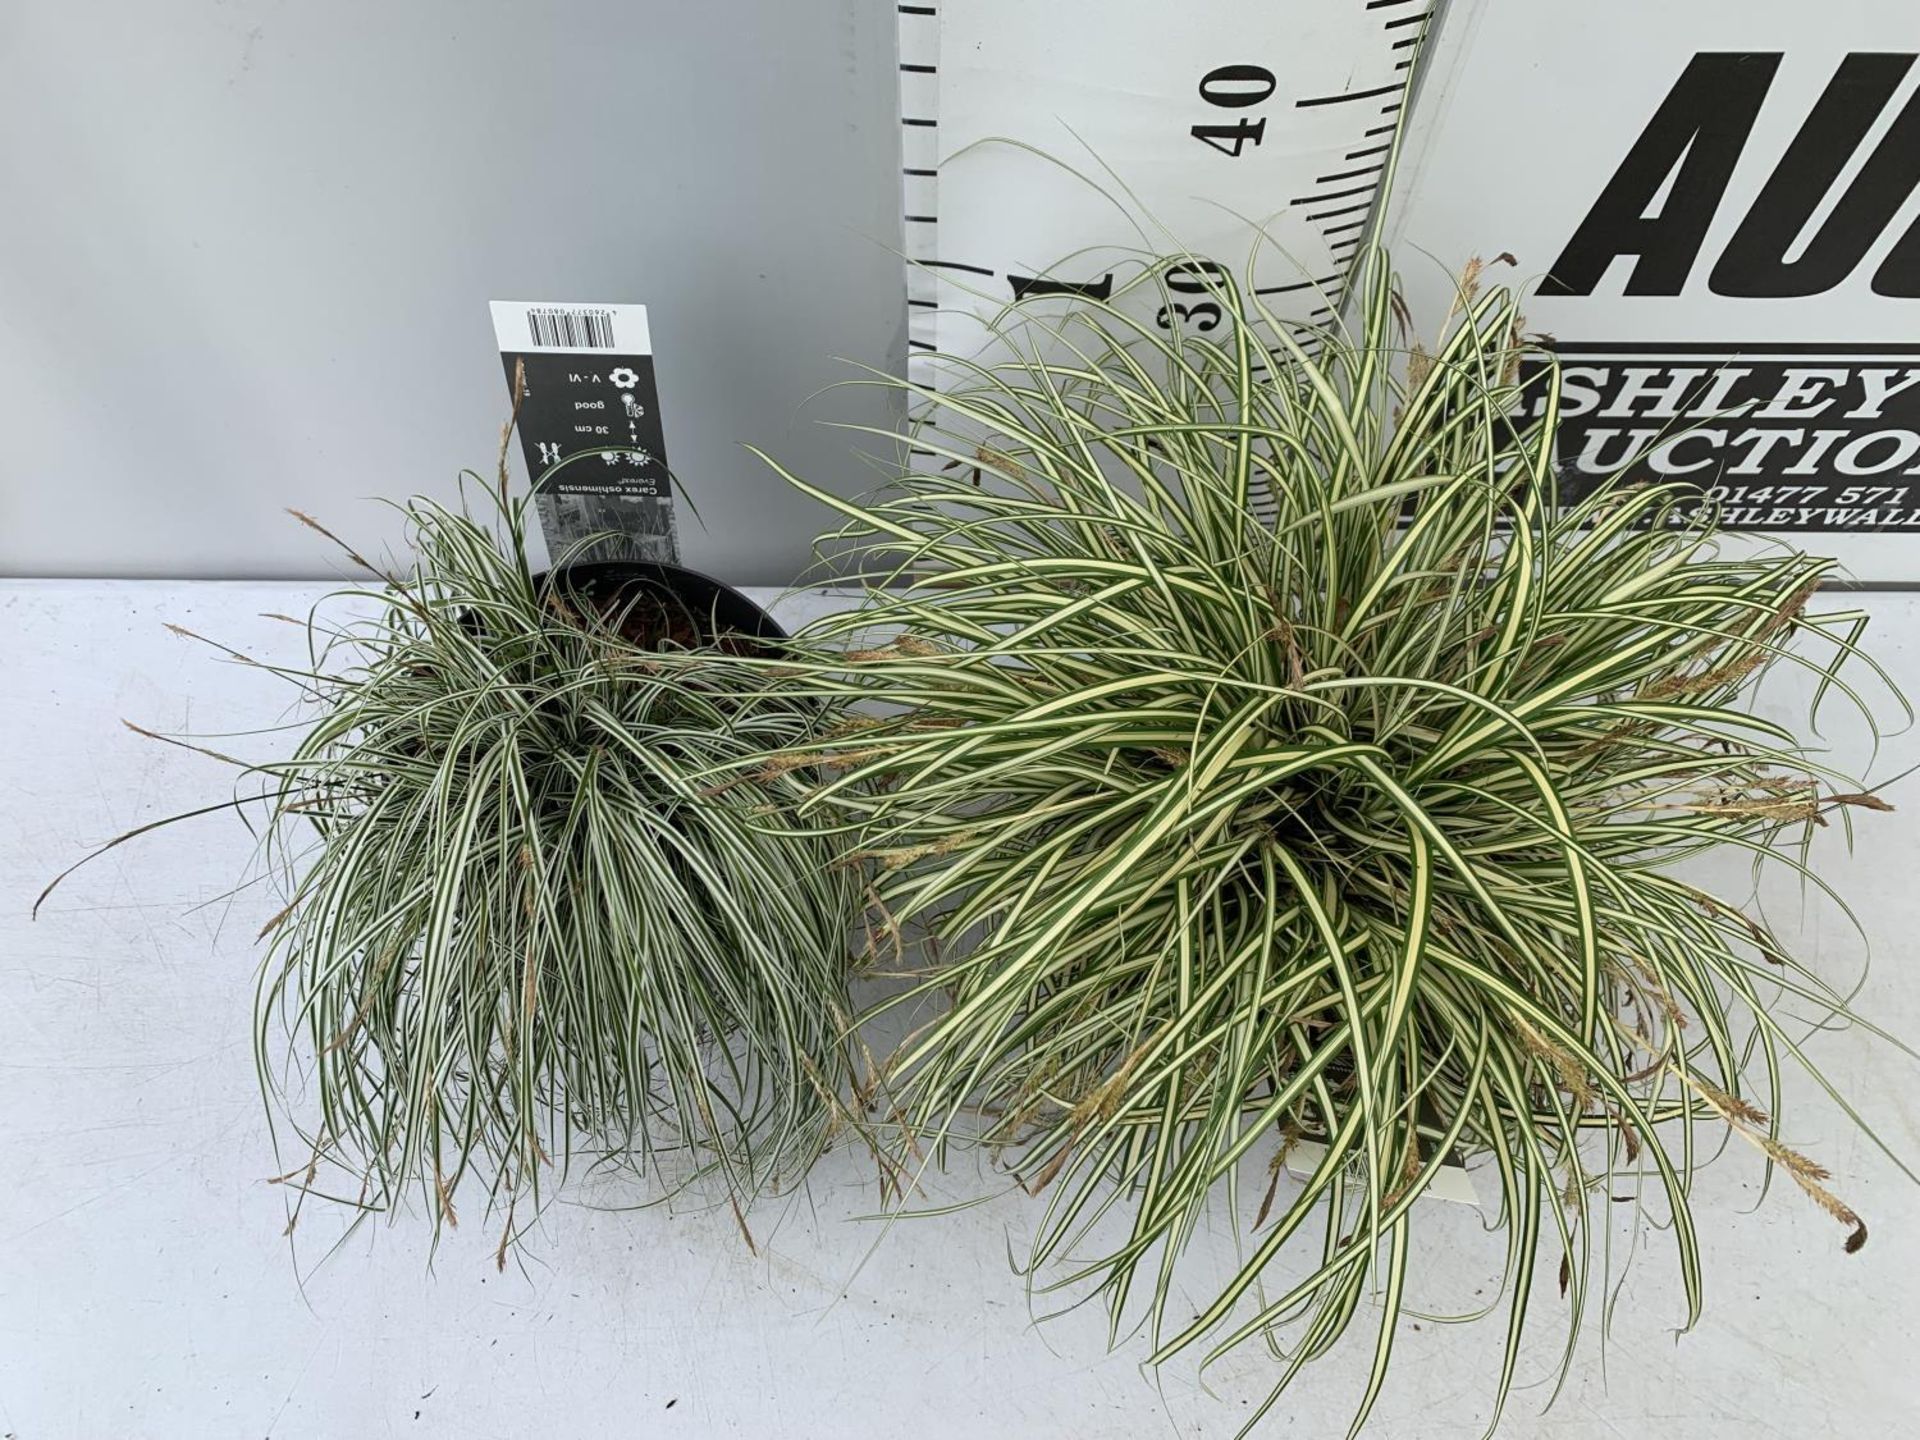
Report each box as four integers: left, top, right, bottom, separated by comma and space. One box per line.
489, 301, 678, 565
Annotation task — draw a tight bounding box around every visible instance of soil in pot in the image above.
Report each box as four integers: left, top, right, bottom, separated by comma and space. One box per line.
538, 561, 785, 657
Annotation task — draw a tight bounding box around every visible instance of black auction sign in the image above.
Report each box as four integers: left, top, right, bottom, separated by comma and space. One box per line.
489, 301, 677, 565
1391, 4, 1920, 578
1519, 345, 1920, 533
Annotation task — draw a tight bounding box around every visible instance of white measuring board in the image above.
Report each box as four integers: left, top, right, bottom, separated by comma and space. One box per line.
896, 0, 1434, 379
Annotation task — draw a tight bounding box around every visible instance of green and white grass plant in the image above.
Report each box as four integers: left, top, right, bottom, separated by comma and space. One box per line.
761, 249, 1909, 1433
47, 477, 867, 1260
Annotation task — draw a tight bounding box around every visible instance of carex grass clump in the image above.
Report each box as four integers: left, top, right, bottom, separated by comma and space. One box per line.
758, 249, 1910, 1432
45, 475, 867, 1261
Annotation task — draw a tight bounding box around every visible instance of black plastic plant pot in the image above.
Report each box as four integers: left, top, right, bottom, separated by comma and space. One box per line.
534, 560, 786, 654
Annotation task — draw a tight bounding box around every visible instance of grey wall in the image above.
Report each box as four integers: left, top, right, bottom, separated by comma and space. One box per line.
0, 0, 903, 583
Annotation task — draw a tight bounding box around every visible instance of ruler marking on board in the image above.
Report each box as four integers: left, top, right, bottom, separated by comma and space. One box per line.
897, 0, 940, 367
1295, 183, 1377, 204
1383, 12, 1432, 27
1256, 273, 1344, 296
1296, 81, 1404, 108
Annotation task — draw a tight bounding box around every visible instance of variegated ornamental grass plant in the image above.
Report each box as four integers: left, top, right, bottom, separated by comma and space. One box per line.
760, 250, 1911, 1432
44, 477, 867, 1260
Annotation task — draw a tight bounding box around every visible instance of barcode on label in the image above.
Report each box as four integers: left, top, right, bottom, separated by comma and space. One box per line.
525, 306, 616, 349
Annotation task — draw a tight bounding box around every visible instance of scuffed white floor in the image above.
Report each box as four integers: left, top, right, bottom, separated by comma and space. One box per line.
4, 578, 1919, 1439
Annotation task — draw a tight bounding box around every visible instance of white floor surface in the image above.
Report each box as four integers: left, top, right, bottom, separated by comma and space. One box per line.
5, 578, 1919, 1439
